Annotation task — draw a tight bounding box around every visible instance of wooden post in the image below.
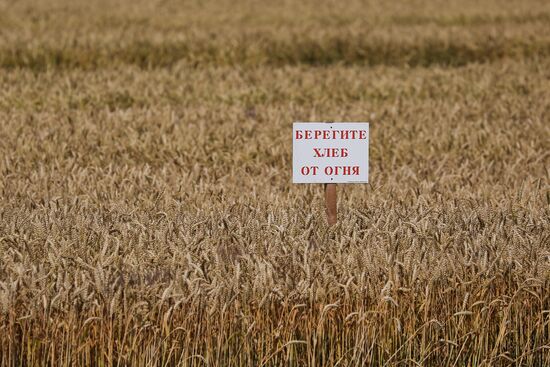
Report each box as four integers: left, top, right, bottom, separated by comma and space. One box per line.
324, 183, 337, 225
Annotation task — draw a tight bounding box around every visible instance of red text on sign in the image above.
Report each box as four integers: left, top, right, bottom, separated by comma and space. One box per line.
313, 148, 348, 158
324, 166, 360, 176
300, 166, 319, 175
295, 130, 367, 140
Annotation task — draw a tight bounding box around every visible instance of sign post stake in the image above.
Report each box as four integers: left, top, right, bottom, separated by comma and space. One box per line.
324, 183, 337, 225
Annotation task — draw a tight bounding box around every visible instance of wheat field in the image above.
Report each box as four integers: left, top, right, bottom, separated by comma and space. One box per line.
0, 0, 549, 366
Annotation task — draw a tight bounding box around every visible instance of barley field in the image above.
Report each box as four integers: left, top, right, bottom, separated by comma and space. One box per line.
1, 0, 549, 366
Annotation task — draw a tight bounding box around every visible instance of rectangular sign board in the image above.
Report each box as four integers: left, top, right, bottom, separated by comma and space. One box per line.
293, 122, 369, 184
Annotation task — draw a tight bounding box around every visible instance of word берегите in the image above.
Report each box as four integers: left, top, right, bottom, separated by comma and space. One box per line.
295, 129, 368, 140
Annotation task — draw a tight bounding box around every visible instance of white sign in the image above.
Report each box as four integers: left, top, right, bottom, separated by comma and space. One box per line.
293, 122, 369, 184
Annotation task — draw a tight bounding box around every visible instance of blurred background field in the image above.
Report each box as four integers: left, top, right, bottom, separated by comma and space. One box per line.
1, 0, 550, 69
0, 0, 549, 366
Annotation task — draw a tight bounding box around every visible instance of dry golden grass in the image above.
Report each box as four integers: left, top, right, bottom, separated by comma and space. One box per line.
0, 0, 549, 366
